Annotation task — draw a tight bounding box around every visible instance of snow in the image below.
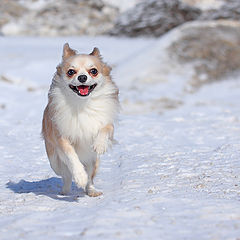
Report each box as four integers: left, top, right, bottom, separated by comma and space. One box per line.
0, 35, 240, 239
182, 0, 224, 10
103, 0, 141, 12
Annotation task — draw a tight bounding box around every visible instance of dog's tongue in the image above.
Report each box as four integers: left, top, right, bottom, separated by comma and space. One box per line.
77, 85, 89, 96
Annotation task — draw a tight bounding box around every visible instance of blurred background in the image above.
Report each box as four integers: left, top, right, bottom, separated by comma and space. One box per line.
0, 0, 240, 114
1, 0, 239, 37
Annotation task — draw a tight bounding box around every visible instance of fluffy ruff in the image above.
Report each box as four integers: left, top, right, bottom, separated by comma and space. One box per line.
42, 43, 119, 197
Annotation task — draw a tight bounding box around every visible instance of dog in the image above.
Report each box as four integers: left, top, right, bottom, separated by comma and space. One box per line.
42, 43, 119, 197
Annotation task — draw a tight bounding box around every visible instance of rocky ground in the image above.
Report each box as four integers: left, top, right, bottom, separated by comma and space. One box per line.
1, 0, 240, 37
110, 0, 240, 37
0, 0, 118, 36
109, 0, 201, 37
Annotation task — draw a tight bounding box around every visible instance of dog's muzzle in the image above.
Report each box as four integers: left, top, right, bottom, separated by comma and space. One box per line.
69, 84, 97, 97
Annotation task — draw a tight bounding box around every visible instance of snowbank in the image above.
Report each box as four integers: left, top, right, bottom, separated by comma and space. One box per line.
0, 36, 240, 239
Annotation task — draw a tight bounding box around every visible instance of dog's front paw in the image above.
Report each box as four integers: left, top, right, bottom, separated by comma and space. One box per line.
93, 137, 111, 155
86, 185, 103, 197
93, 141, 108, 155
87, 189, 103, 197
73, 170, 88, 190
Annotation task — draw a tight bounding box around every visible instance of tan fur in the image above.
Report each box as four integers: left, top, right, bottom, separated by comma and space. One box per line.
100, 124, 114, 141
63, 43, 77, 60
42, 43, 119, 197
91, 157, 99, 181
90, 47, 101, 58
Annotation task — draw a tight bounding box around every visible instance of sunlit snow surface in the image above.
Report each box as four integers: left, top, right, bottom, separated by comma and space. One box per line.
0, 36, 240, 240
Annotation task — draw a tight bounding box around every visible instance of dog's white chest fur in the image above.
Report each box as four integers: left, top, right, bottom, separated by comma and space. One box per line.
51, 85, 117, 144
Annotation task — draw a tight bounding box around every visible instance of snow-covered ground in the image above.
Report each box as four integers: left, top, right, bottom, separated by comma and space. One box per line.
0, 36, 240, 240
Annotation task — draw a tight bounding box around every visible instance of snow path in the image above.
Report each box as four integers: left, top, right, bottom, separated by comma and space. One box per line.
0, 37, 240, 239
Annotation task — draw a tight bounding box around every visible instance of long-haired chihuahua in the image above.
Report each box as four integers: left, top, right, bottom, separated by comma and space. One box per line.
42, 43, 119, 197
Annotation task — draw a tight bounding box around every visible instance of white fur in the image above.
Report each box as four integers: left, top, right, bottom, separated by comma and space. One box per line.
50, 74, 118, 143
46, 70, 119, 195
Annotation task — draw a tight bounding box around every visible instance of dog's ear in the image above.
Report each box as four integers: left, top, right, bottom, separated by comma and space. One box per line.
90, 47, 101, 59
62, 43, 76, 60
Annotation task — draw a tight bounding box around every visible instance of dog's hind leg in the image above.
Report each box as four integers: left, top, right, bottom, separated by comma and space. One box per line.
45, 141, 72, 194
45, 141, 61, 176
59, 161, 72, 195
50, 154, 72, 195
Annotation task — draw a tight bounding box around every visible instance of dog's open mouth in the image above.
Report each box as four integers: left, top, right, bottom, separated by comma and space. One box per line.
69, 84, 97, 97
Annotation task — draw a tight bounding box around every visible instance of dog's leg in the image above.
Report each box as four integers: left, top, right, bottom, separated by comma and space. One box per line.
45, 141, 62, 176
57, 137, 88, 191
86, 157, 103, 197
90, 124, 114, 196
45, 141, 72, 194
59, 161, 72, 195
93, 124, 114, 155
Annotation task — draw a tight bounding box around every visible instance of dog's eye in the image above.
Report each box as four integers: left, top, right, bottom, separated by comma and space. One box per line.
89, 68, 98, 76
67, 69, 76, 77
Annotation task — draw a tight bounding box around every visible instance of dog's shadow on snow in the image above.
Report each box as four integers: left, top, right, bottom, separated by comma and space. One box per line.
6, 177, 85, 202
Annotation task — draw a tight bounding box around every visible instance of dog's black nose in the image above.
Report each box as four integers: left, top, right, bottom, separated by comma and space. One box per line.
78, 75, 87, 83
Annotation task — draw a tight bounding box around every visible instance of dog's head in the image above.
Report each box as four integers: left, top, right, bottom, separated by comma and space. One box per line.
56, 43, 111, 98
